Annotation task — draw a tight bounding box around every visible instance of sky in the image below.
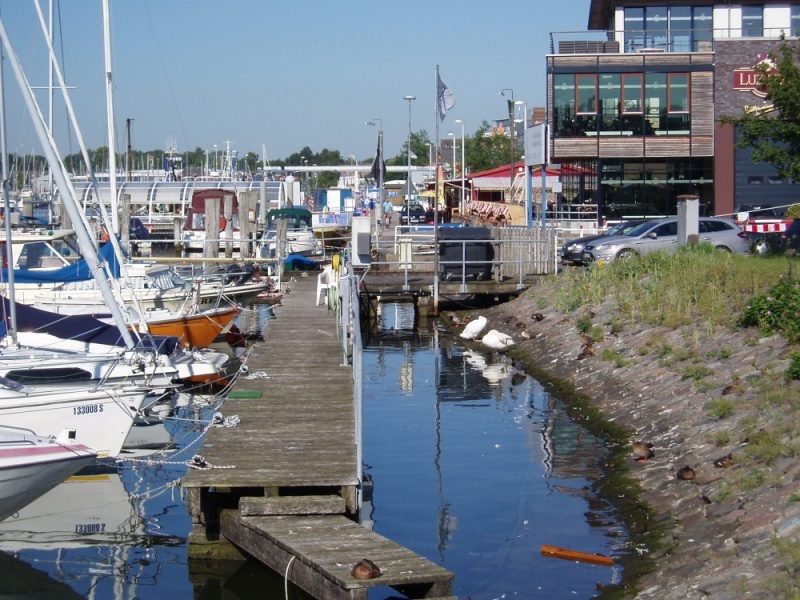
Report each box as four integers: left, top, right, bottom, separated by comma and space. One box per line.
0, 0, 591, 165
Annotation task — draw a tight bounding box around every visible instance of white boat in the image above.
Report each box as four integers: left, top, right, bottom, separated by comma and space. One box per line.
0, 425, 97, 522
257, 207, 320, 259
0, 377, 150, 458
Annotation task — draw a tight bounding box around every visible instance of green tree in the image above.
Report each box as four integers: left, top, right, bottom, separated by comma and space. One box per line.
390, 130, 432, 168
720, 42, 800, 181
466, 120, 519, 173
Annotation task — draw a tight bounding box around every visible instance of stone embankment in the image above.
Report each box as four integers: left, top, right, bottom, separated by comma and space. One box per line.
461, 283, 800, 598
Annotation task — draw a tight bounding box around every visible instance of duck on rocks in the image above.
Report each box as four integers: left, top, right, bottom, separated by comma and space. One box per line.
676, 465, 696, 481
713, 453, 734, 469
632, 441, 654, 462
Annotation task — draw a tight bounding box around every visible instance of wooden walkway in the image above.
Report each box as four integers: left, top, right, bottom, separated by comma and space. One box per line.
182, 274, 456, 599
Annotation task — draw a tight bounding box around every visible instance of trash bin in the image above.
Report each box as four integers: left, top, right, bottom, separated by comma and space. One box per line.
438, 226, 494, 281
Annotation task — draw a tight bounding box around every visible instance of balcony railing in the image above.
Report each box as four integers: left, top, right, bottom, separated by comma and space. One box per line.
549, 27, 794, 55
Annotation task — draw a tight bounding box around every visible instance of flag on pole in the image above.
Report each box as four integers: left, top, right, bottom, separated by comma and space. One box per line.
368, 134, 385, 182
437, 73, 455, 121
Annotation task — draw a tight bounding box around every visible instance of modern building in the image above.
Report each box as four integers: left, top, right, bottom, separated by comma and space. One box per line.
547, 0, 799, 223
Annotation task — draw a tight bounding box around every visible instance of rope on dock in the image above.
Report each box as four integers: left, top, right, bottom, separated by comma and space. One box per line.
185, 454, 236, 470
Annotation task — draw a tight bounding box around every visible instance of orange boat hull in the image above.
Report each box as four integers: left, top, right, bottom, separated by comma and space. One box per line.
138, 307, 240, 349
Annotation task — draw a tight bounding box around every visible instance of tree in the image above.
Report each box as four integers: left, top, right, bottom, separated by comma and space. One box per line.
721, 43, 800, 182
390, 130, 432, 168
466, 120, 520, 173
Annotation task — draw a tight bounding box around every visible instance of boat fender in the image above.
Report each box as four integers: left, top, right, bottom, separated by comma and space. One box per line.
220, 216, 228, 230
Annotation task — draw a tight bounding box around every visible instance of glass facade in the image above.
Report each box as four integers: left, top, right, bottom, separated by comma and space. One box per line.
553, 72, 690, 137
742, 5, 764, 37
792, 5, 800, 37
599, 157, 714, 218
623, 5, 712, 52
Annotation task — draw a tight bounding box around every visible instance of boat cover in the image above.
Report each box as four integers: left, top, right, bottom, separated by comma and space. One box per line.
2, 239, 121, 284
0, 295, 180, 354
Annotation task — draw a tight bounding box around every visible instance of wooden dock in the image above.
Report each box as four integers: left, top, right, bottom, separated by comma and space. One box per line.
182, 274, 456, 599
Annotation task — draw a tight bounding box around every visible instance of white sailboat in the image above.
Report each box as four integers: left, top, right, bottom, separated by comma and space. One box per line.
0, 425, 97, 522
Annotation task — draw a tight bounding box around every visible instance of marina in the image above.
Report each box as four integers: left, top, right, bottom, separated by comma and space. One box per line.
0, 271, 628, 599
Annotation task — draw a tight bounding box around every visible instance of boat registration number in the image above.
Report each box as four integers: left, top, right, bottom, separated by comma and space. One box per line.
73, 404, 104, 415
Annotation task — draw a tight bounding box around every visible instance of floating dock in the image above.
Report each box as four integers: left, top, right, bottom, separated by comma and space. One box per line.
182, 274, 455, 599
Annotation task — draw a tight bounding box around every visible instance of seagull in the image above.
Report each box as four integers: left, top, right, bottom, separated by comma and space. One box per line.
460, 316, 488, 340
480, 329, 515, 351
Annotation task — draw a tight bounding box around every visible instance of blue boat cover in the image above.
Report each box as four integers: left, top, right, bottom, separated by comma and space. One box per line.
1, 239, 122, 284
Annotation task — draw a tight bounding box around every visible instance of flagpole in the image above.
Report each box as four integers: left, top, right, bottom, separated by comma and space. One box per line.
433, 65, 441, 316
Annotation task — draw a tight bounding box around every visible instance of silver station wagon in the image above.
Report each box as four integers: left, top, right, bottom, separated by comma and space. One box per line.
582, 217, 748, 264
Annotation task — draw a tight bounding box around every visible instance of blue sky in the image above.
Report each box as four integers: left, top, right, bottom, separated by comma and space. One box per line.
0, 0, 591, 164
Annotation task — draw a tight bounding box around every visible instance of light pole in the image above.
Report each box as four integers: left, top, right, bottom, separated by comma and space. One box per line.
213, 144, 218, 173
403, 95, 416, 291
447, 132, 456, 179
366, 119, 384, 230
500, 88, 515, 203
455, 119, 465, 213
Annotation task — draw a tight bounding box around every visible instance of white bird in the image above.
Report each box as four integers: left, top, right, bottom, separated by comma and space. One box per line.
480, 329, 515, 351
460, 316, 487, 340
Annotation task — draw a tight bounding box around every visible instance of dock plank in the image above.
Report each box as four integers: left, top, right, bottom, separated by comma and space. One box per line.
223, 512, 454, 600
182, 275, 358, 491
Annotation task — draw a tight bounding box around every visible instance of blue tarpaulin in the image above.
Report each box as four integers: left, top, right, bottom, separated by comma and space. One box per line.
1, 239, 121, 284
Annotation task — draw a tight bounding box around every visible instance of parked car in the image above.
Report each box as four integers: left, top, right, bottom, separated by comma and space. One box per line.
783, 219, 800, 251
398, 203, 428, 226
582, 217, 748, 264
560, 219, 648, 265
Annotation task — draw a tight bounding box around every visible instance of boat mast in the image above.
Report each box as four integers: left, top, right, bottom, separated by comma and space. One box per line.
0, 15, 136, 349
0, 29, 18, 346
102, 0, 119, 234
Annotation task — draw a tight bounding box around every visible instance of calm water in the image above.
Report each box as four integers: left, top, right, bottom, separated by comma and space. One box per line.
361, 322, 625, 599
0, 309, 627, 600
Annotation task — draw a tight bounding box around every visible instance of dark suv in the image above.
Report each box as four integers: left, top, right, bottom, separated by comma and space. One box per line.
784, 219, 800, 251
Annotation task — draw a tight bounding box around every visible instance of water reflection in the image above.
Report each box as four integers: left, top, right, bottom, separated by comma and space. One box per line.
363, 321, 625, 599
0, 392, 224, 599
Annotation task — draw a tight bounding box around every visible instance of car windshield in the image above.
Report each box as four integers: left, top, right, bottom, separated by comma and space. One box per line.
605, 220, 645, 236
622, 221, 663, 237
403, 204, 424, 211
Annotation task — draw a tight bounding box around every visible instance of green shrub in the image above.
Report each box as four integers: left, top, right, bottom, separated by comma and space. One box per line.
738, 273, 800, 344
786, 205, 800, 219
708, 398, 735, 419
787, 352, 800, 381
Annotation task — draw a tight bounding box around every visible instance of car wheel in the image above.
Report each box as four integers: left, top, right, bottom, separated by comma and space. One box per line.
752, 239, 770, 254
616, 248, 638, 260
714, 245, 732, 253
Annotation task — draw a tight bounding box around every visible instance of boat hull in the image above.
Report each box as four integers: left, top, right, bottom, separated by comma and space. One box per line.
0, 431, 96, 522
0, 386, 148, 458
137, 306, 240, 349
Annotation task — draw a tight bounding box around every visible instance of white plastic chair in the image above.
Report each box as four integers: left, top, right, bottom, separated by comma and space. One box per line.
316, 266, 333, 306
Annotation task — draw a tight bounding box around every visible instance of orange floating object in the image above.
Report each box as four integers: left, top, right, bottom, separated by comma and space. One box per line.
540, 544, 614, 567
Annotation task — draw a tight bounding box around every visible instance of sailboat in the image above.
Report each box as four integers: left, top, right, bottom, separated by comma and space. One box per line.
0, 425, 97, 522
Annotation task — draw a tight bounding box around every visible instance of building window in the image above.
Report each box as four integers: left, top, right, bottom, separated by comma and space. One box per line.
742, 5, 763, 38
748, 176, 764, 184
553, 74, 576, 136
576, 75, 597, 114
598, 74, 621, 132
792, 5, 800, 37
624, 5, 713, 52
553, 72, 690, 137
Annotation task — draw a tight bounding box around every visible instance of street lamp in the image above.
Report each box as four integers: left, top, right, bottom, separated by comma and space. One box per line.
366, 119, 384, 229
403, 95, 416, 219
447, 132, 456, 179
455, 119, 465, 212
500, 88, 515, 202
403, 95, 416, 291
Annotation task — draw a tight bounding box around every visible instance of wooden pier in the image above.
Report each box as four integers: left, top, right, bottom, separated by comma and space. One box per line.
182, 274, 456, 599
